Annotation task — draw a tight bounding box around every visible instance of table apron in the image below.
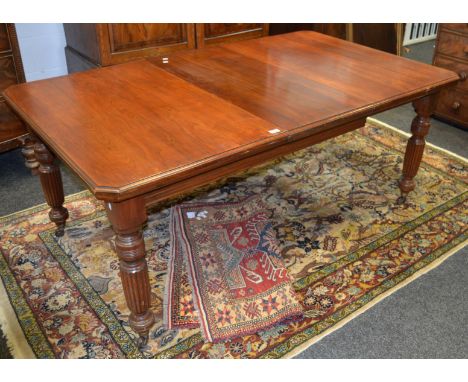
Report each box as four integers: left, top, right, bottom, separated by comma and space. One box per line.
142, 117, 366, 209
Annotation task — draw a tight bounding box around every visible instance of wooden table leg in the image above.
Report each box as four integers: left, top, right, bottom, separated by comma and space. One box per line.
34, 140, 69, 236
18, 135, 39, 175
398, 95, 436, 204
105, 197, 155, 349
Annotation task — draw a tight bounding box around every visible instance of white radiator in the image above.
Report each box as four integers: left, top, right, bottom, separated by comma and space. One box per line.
403, 23, 438, 46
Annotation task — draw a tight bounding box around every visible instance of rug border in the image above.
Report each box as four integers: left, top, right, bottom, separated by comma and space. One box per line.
0, 190, 91, 222
367, 117, 468, 165
293, 191, 467, 290
39, 228, 145, 359
0, 275, 36, 359
283, 237, 468, 359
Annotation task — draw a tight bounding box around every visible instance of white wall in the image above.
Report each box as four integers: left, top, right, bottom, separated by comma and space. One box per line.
15, 23, 68, 82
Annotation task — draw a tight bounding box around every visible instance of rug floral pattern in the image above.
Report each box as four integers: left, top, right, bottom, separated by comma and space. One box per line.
0, 120, 466, 358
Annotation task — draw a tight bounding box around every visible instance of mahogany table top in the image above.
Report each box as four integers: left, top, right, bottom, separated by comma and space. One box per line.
3, 31, 458, 202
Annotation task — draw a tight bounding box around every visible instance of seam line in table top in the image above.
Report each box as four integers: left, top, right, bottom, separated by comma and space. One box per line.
88, 78, 457, 194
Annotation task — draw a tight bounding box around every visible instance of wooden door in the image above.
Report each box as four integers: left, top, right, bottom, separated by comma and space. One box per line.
351, 24, 404, 55
98, 23, 196, 65
196, 24, 269, 48
0, 23, 27, 153
269, 24, 348, 40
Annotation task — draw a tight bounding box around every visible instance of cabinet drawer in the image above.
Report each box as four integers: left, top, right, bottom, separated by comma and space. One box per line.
0, 24, 11, 52
433, 55, 468, 92
435, 89, 468, 126
0, 56, 18, 91
0, 100, 26, 150
196, 23, 268, 48
437, 30, 468, 60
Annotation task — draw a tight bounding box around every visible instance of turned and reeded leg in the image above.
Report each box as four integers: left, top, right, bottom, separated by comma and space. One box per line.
34, 140, 69, 236
105, 197, 155, 349
398, 95, 436, 204
18, 135, 39, 175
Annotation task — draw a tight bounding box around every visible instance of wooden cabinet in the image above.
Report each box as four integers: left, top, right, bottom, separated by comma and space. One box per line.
270, 23, 404, 55
0, 23, 27, 153
98, 23, 196, 66
269, 23, 348, 40
196, 23, 268, 47
432, 24, 468, 129
350, 24, 404, 55
65, 23, 406, 74
64, 23, 269, 72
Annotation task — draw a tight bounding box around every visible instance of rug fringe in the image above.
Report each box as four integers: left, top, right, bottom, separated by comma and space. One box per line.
174, 205, 213, 342
284, 237, 468, 358
163, 207, 177, 330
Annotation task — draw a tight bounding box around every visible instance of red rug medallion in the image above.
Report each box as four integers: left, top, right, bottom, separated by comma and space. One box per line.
164, 196, 303, 342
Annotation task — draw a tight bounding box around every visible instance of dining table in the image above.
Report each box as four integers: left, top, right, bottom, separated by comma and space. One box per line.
3, 31, 459, 348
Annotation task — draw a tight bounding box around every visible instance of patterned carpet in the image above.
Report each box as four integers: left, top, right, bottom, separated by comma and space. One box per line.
0, 119, 466, 358
165, 196, 303, 342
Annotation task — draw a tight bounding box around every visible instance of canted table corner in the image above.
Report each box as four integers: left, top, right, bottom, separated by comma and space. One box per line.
3, 31, 459, 348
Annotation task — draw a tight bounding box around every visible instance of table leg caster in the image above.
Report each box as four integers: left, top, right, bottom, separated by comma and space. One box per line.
396, 194, 407, 205
54, 224, 66, 237
136, 334, 149, 350
397, 96, 435, 206
35, 140, 69, 238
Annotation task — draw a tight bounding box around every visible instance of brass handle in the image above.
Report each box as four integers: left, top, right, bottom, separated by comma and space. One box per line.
451, 101, 461, 111
459, 71, 467, 81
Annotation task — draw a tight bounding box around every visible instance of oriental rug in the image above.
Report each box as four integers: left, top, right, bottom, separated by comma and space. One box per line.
0, 119, 467, 358
164, 197, 303, 342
